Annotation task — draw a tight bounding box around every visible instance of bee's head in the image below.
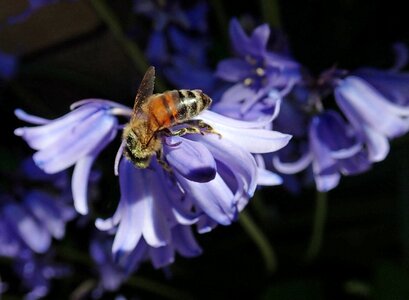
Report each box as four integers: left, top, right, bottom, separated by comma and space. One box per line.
125, 129, 138, 151
123, 128, 151, 168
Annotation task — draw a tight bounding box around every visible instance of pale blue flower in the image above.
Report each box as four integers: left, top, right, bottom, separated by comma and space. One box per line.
335, 68, 409, 162
14, 100, 124, 214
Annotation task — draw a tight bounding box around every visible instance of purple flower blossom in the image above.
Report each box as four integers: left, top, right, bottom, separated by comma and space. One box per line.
0, 159, 74, 299
94, 108, 290, 263
215, 18, 409, 192
16, 88, 291, 267
14, 252, 71, 300
308, 110, 370, 191
270, 64, 409, 192
90, 234, 127, 295
1, 190, 75, 255
135, 0, 215, 90
335, 68, 409, 162
134, 0, 206, 32
215, 19, 301, 115
14, 100, 123, 214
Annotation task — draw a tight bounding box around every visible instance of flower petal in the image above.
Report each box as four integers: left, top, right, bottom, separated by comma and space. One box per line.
72, 128, 117, 215
362, 126, 390, 162
172, 225, 202, 257
176, 172, 235, 225
33, 110, 117, 173
336, 76, 409, 138
15, 104, 101, 150
219, 83, 256, 104
142, 171, 171, 248
257, 168, 283, 186
315, 173, 341, 192
14, 109, 50, 125
149, 245, 174, 269
200, 123, 291, 154
3, 203, 51, 254
273, 150, 313, 174
250, 24, 270, 54
215, 58, 251, 82
112, 160, 145, 255
189, 133, 258, 196
24, 191, 71, 240
200, 109, 273, 129
164, 136, 216, 183
229, 18, 251, 57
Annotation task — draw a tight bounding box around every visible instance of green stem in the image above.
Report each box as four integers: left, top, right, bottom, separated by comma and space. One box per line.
260, 0, 282, 28
239, 210, 277, 273
305, 191, 328, 261
89, 0, 166, 91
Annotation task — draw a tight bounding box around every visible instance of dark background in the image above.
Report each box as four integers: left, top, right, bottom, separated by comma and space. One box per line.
1, 0, 409, 299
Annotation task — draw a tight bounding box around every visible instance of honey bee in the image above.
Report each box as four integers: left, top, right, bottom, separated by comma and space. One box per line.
123, 66, 219, 170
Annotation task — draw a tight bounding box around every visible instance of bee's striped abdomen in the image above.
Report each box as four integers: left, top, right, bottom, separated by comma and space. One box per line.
176, 89, 212, 121
146, 89, 212, 132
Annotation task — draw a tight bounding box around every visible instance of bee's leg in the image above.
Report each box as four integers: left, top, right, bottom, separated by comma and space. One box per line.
156, 148, 172, 172
184, 120, 222, 138
162, 126, 201, 137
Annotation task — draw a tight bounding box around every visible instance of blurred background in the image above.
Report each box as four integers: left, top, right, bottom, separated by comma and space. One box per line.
1, 0, 409, 299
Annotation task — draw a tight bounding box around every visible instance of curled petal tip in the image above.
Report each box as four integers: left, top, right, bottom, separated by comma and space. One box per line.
14, 128, 23, 136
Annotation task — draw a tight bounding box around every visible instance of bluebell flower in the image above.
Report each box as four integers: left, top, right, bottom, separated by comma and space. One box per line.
93, 108, 290, 262
215, 17, 409, 192
1, 192, 75, 255
163, 27, 215, 91
14, 100, 124, 214
215, 19, 301, 114
0, 206, 27, 258
307, 110, 370, 191
271, 82, 377, 192
135, 0, 214, 90
265, 64, 409, 192
335, 68, 409, 162
13, 251, 71, 300
16, 91, 291, 266
90, 234, 127, 295
0, 159, 74, 299
134, 0, 190, 32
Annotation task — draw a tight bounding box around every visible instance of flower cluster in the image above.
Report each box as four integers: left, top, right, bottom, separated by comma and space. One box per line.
0, 158, 74, 299
215, 19, 409, 192
5, 1, 408, 297
15, 86, 291, 274
134, 0, 215, 91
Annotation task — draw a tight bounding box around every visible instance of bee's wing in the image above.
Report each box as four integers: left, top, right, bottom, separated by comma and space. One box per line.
132, 66, 155, 116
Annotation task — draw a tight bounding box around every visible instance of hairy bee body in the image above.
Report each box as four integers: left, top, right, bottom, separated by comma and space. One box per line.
123, 84, 212, 168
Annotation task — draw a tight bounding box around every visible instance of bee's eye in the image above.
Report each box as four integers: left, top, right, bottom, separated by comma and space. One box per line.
126, 135, 134, 147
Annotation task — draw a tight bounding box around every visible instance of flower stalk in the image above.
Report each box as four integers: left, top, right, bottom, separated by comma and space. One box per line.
305, 191, 328, 261
239, 209, 277, 273
89, 0, 167, 91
